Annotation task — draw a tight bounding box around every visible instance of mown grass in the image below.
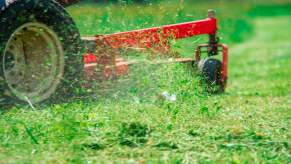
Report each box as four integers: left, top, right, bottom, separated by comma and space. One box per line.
0, 0, 291, 163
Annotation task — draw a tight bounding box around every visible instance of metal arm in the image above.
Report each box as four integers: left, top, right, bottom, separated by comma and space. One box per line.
83, 10, 217, 54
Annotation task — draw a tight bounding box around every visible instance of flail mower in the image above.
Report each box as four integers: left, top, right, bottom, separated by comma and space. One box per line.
0, 0, 228, 106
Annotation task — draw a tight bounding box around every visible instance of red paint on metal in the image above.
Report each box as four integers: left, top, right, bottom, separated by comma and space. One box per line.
83, 54, 97, 63
84, 57, 130, 80
221, 44, 228, 86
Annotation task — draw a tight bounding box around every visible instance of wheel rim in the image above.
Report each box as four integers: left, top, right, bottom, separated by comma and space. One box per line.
3, 22, 65, 103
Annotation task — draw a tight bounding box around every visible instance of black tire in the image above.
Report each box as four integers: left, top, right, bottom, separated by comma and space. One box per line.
0, 0, 83, 106
199, 58, 224, 93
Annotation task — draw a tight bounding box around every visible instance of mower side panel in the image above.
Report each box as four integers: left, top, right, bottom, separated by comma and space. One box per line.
91, 18, 217, 52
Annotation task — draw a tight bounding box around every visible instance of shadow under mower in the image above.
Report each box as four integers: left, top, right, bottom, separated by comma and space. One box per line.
0, 0, 228, 106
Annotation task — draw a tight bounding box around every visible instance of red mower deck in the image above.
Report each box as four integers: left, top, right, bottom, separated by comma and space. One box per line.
82, 10, 228, 90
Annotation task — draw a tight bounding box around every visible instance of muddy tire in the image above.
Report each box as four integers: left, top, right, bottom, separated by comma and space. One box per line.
0, 0, 83, 106
198, 58, 224, 93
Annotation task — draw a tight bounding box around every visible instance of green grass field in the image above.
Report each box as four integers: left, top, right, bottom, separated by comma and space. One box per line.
0, 0, 291, 163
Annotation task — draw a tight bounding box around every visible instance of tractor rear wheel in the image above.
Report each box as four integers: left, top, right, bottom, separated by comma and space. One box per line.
0, 0, 83, 106
198, 58, 224, 93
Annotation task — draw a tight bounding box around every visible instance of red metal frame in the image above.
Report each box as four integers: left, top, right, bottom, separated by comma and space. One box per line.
95, 18, 216, 49
82, 10, 228, 89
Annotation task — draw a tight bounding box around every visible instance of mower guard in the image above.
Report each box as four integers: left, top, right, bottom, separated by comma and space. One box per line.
81, 10, 228, 90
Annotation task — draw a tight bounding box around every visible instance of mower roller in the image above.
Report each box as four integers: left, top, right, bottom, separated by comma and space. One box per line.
0, 0, 228, 105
